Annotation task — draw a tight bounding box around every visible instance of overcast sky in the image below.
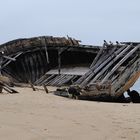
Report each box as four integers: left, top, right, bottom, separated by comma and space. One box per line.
0, 0, 140, 90
0, 0, 140, 45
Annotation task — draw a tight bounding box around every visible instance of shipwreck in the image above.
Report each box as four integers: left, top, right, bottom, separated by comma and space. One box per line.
0, 36, 140, 102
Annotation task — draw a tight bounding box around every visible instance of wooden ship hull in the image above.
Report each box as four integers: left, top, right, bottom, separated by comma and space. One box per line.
0, 36, 140, 101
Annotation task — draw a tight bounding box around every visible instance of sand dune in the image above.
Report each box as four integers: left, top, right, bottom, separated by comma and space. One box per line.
0, 87, 139, 140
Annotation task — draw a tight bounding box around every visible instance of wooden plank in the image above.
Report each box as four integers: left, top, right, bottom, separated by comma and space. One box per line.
42, 37, 49, 64
58, 49, 61, 75
55, 75, 73, 86
30, 54, 36, 83
21, 57, 28, 82
90, 45, 105, 68
50, 75, 62, 86
44, 75, 57, 86
61, 75, 75, 85
53, 75, 66, 86
56, 75, 68, 86
34, 74, 48, 85
38, 51, 46, 78
1, 52, 23, 69
1, 83, 18, 93
75, 45, 119, 85
24, 54, 32, 82
101, 45, 140, 83
3, 55, 16, 61
79, 45, 126, 87
88, 44, 133, 85
40, 74, 56, 85
34, 53, 40, 82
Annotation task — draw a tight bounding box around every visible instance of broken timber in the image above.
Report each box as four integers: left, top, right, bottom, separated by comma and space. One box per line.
0, 36, 140, 101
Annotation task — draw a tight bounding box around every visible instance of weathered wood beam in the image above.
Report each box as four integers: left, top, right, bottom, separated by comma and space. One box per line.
3, 56, 16, 61
1, 52, 23, 70
101, 45, 140, 83
88, 44, 133, 85
30, 54, 36, 82
43, 37, 49, 64
43, 84, 49, 93
78, 45, 125, 87
90, 45, 105, 68
58, 49, 61, 75
24, 54, 32, 82
21, 57, 28, 82
75, 46, 119, 85
40, 74, 56, 85
1, 83, 18, 93
37, 51, 46, 78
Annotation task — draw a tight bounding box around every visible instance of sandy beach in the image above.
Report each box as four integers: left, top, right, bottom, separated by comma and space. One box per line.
0, 87, 139, 140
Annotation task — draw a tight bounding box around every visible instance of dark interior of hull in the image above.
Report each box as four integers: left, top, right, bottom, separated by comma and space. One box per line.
3, 48, 97, 84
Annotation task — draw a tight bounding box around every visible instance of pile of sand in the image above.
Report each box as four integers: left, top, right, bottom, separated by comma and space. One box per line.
0, 87, 139, 140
